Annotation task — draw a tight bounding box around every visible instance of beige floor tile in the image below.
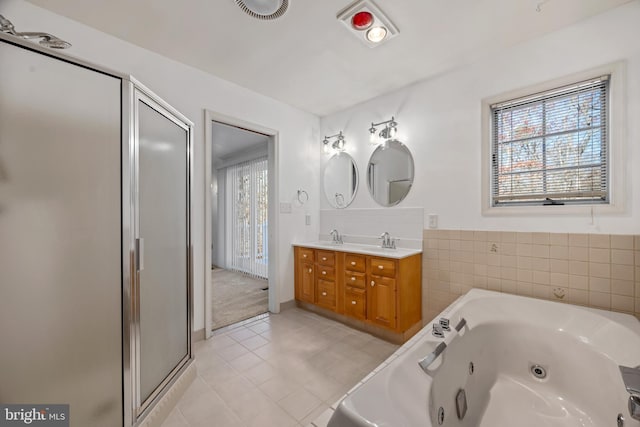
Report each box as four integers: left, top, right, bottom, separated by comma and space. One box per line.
212, 374, 256, 403
176, 308, 396, 427
242, 360, 279, 385
177, 389, 225, 426
205, 334, 237, 350
160, 408, 189, 427
240, 334, 269, 351
303, 375, 346, 402
198, 361, 239, 387
228, 327, 258, 342
193, 349, 226, 374
247, 321, 271, 334
311, 408, 335, 427
215, 342, 251, 361
185, 403, 244, 427
258, 375, 301, 401
278, 388, 323, 421
301, 403, 331, 426
245, 401, 298, 427
228, 351, 263, 372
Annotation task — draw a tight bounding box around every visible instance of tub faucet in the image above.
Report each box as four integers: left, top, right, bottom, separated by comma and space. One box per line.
329, 229, 343, 244
379, 232, 396, 249
620, 365, 640, 421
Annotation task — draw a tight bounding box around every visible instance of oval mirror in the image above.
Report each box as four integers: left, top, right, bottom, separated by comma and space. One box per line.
367, 139, 414, 207
323, 152, 359, 208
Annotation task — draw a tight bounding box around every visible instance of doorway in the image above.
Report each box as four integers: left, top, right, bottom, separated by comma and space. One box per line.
204, 111, 278, 335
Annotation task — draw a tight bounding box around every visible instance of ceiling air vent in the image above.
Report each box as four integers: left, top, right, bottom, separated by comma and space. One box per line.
235, 0, 289, 20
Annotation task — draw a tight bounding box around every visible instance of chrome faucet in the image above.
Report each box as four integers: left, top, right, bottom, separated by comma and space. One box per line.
379, 232, 396, 249
329, 229, 343, 244
620, 365, 640, 421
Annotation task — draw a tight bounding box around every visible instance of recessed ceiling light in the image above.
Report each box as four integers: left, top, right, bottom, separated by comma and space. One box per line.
366, 26, 387, 43
351, 11, 373, 30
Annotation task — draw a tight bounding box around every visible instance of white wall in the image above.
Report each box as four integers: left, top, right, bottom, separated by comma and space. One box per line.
1, 0, 321, 331
320, 1, 640, 235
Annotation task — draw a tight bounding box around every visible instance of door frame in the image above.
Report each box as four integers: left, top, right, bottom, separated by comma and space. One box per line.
204, 110, 279, 338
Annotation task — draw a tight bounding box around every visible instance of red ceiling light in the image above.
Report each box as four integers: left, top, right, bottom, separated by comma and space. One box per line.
337, 0, 399, 48
351, 11, 373, 30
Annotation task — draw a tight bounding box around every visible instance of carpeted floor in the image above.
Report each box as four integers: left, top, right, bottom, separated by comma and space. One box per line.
211, 268, 269, 330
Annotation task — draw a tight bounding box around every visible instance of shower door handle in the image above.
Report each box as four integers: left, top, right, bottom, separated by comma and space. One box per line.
136, 237, 144, 271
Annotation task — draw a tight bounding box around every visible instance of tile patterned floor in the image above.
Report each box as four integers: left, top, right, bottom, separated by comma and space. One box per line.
161, 308, 398, 427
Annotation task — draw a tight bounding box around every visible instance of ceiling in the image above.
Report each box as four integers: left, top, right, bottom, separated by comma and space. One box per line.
26, 0, 632, 116
211, 121, 268, 166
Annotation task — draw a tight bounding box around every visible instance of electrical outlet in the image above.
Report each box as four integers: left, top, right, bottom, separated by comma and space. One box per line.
305, 214, 311, 226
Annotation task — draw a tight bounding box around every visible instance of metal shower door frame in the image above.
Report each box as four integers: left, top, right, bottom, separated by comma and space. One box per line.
126, 80, 195, 423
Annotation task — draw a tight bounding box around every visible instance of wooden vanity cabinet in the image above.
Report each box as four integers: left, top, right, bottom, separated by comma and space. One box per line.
344, 254, 366, 320
296, 248, 315, 304
294, 245, 422, 342
316, 250, 337, 310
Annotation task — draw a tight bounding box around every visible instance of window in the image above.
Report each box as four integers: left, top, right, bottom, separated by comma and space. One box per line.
226, 156, 268, 278
490, 76, 609, 206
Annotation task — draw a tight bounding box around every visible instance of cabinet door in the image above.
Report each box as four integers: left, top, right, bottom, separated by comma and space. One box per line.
345, 287, 366, 320
367, 275, 397, 329
317, 279, 336, 310
299, 261, 315, 303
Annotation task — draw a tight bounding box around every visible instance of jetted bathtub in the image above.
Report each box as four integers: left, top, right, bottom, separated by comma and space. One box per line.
328, 289, 640, 427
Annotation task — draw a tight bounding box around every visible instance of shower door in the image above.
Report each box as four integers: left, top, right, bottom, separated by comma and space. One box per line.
131, 88, 192, 418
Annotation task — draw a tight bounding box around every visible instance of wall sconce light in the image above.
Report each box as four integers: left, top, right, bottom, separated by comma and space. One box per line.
322, 131, 346, 154
368, 116, 397, 144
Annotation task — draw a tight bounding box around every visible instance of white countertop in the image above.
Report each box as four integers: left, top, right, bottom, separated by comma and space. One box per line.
293, 241, 422, 259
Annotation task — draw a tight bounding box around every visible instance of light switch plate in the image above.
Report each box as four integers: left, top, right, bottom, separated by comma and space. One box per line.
428, 214, 438, 229
305, 214, 311, 225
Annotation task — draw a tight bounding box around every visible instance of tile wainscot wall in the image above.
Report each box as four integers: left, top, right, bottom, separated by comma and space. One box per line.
423, 230, 640, 322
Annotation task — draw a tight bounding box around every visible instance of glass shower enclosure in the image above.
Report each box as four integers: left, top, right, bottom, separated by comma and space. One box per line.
0, 32, 193, 427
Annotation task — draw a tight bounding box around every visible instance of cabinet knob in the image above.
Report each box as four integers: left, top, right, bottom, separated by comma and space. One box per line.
351, 261, 356, 266
303, 254, 307, 258
322, 292, 327, 296
308, 268, 312, 273
371, 281, 375, 287
351, 277, 356, 281
378, 265, 384, 270
322, 271, 326, 275
322, 257, 327, 261
351, 300, 357, 305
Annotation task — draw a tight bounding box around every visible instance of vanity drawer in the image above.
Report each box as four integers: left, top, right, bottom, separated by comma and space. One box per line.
345, 254, 366, 272
344, 271, 366, 289
317, 266, 335, 279
370, 257, 396, 278
298, 247, 314, 263
317, 250, 335, 266
317, 279, 336, 309
344, 286, 366, 320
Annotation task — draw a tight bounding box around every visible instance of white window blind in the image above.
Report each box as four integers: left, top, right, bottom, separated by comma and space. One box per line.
491, 76, 609, 206
226, 157, 268, 279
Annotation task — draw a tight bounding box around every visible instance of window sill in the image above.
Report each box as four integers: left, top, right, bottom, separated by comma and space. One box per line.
481, 202, 625, 217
